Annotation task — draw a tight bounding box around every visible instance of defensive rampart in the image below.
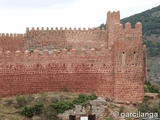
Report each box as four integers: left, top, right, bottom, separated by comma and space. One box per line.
0, 11, 146, 103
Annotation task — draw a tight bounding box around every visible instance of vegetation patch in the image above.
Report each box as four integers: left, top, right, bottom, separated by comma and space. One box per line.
72, 93, 98, 104
51, 100, 74, 113
137, 96, 160, 118
20, 102, 44, 118
144, 81, 160, 93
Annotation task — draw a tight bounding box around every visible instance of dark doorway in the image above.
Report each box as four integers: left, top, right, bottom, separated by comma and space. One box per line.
69, 114, 96, 120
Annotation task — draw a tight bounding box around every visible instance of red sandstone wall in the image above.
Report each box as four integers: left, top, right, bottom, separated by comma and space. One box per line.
107, 11, 120, 46
26, 27, 107, 50
113, 22, 145, 102
0, 11, 145, 103
0, 70, 114, 98
26, 27, 67, 50
0, 46, 109, 64
0, 33, 26, 52
0, 47, 114, 98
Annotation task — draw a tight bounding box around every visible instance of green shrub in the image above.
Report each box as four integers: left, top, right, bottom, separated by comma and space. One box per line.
78, 94, 89, 100
144, 85, 149, 92
51, 100, 74, 113
143, 96, 150, 103
72, 93, 97, 104
106, 117, 114, 120
20, 102, 44, 118
125, 118, 131, 120
149, 85, 159, 93
72, 94, 89, 104
145, 81, 151, 86
88, 93, 98, 100
144, 81, 159, 93
20, 106, 34, 118
33, 102, 44, 115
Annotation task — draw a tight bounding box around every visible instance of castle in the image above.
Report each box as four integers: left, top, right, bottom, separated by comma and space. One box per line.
0, 11, 146, 103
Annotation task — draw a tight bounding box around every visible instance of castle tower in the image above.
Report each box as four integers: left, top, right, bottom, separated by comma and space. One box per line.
107, 11, 120, 47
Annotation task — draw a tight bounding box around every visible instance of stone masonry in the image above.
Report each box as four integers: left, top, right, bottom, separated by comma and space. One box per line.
0, 11, 146, 102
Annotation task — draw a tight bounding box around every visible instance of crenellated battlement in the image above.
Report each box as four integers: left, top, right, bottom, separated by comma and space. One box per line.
107, 11, 120, 20
25, 26, 107, 51
113, 22, 142, 40
0, 45, 113, 64
107, 11, 120, 46
0, 11, 145, 103
26, 27, 105, 32
114, 22, 142, 33
0, 33, 26, 38
113, 22, 143, 53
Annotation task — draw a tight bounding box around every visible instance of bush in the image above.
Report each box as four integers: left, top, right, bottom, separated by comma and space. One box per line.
20, 106, 34, 118
33, 102, 44, 115
106, 117, 114, 120
144, 81, 159, 93
72, 94, 89, 104
145, 81, 151, 86
149, 85, 159, 93
142, 96, 150, 103
20, 93, 98, 117
20, 102, 44, 118
72, 93, 98, 104
51, 100, 74, 113
50, 93, 97, 114
88, 93, 98, 100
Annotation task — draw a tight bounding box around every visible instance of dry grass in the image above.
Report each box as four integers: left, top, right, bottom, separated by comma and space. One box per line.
0, 91, 78, 120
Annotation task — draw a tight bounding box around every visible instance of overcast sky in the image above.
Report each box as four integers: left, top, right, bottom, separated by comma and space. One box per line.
0, 0, 159, 33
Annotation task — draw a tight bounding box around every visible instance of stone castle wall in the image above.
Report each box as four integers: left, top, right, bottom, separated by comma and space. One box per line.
0, 11, 146, 102
0, 33, 26, 52
113, 22, 145, 102
0, 47, 114, 99
25, 27, 107, 50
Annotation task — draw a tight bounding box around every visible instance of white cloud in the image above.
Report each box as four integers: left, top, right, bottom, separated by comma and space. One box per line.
0, 0, 159, 33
